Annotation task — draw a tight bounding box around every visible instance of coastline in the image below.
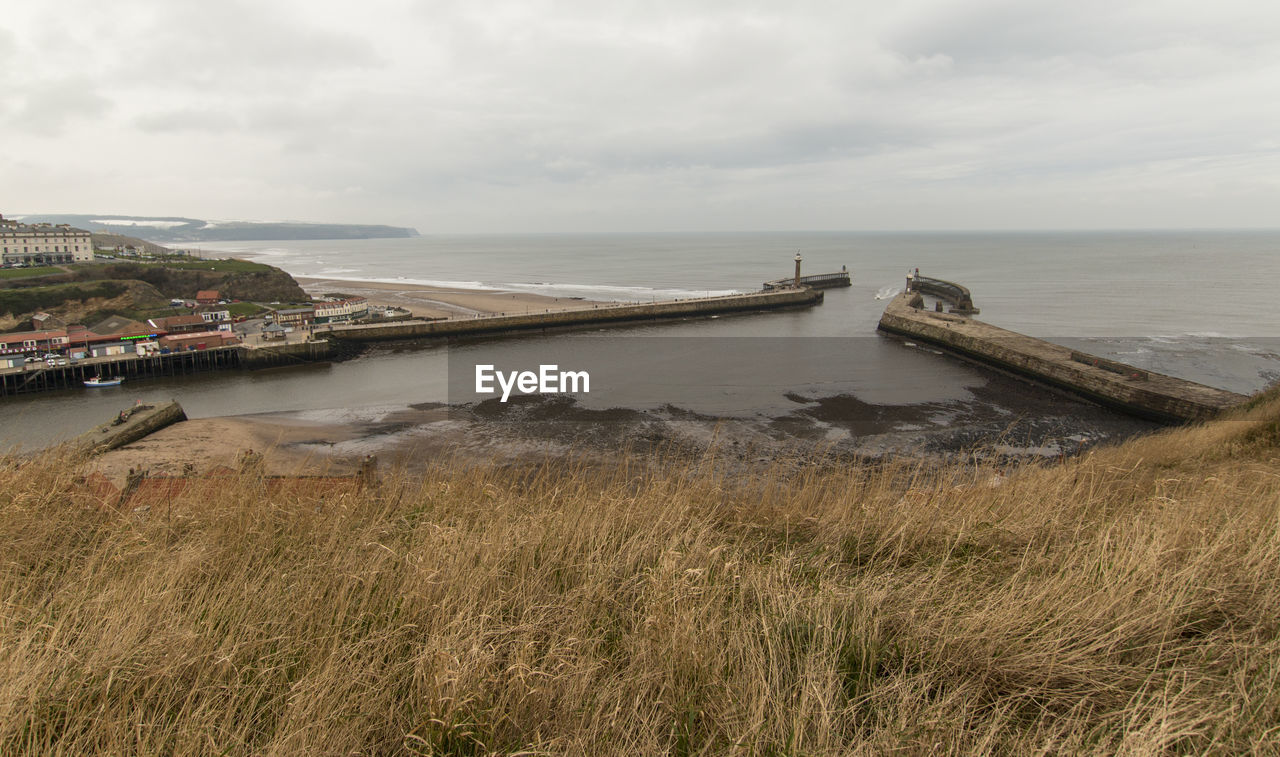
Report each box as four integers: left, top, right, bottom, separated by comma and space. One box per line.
294, 276, 604, 319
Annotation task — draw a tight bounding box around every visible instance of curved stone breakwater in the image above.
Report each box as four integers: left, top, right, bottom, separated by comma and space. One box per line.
878, 288, 1247, 424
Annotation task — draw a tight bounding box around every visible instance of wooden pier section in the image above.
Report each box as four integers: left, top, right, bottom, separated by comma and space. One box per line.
0, 341, 334, 398
878, 289, 1246, 424
323, 287, 824, 344
0, 346, 245, 398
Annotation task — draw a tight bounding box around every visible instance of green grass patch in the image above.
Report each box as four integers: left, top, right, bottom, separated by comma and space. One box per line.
165, 259, 274, 273
0, 266, 63, 280
228, 302, 268, 317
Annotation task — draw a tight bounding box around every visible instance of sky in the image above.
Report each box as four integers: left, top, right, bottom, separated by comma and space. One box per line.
2, 0, 1278, 233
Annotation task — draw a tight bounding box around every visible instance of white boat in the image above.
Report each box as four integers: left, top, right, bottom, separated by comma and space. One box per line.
84, 376, 124, 387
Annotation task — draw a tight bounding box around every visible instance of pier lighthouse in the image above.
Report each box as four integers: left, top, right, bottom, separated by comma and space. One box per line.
794, 253, 802, 288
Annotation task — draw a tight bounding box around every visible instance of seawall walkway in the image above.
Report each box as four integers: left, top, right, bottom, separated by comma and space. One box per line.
878, 289, 1246, 424
323, 288, 824, 344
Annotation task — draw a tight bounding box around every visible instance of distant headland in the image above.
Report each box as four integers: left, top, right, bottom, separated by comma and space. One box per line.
12, 214, 420, 243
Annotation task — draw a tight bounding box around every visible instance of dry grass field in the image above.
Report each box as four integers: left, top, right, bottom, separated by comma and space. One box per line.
2, 391, 1280, 754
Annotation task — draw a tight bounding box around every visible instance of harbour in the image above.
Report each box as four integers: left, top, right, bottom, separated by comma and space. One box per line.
2, 231, 1277, 454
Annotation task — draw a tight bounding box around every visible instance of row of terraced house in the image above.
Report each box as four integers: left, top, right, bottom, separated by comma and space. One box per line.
0, 214, 94, 266
0, 312, 241, 370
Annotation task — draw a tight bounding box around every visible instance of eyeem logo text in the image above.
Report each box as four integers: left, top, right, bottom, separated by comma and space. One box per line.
475, 364, 591, 402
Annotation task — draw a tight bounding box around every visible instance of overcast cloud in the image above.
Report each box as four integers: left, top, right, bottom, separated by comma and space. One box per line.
2, 0, 1278, 231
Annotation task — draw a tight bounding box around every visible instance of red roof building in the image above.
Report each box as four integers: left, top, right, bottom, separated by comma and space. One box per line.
158, 331, 240, 351
196, 290, 220, 305
148, 314, 208, 334
0, 328, 69, 355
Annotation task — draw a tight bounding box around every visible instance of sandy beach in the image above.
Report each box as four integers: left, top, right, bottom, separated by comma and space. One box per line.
295, 277, 604, 319
88, 415, 365, 486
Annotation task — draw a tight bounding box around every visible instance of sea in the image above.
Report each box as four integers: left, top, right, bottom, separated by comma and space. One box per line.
6, 231, 1280, 457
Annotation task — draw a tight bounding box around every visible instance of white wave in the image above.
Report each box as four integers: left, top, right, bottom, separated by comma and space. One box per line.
497, 281, 742, 301
238, 248, 296, 258
287, 273, 492, 290
875, 286, 901, 300
92, 218, 188, 229
276, 272, 742, 301
1149, 331, 1245, 342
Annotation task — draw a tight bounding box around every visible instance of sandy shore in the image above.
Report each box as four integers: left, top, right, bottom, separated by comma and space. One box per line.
88, 415, 365, 486
296, 277, 604, 319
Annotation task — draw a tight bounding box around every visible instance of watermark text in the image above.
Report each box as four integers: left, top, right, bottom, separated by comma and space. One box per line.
475, 364, 590, 402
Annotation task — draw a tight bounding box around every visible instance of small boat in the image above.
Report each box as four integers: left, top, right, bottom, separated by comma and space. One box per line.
84, 376, 124, 387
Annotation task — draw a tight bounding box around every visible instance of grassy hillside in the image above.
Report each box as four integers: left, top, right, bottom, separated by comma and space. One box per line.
2, 394, 1279, 753
0, 280, 171, 332
71, 262, 307, 302
0, 260, 307, 331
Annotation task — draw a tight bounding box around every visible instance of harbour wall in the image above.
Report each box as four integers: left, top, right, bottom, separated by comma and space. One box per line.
238, 340, 331, 368
324, 288, 823, 344
763, 271, 851, 291
909, 274, 979, 314
878, 290, 1246, 424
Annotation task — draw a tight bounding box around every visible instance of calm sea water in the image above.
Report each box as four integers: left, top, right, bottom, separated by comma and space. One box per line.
5, 231, 1279, 450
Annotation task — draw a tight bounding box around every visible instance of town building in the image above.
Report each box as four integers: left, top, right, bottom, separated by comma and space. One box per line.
0, 215, 94, 265
79, 317, 162, 358
0, 328, 71, 356
158, 331, 240, 352
273, 306, 315, 326
196, 306, 232, 331
313, 297, 369, 324
196, 290, 220, 305
147, 314, 208, 334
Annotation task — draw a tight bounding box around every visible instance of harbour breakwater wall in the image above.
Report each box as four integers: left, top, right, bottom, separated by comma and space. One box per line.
763, 271, 851, 291
878, 290, 1246, 424
908, 274, 979, 315
324, 288, 824, 344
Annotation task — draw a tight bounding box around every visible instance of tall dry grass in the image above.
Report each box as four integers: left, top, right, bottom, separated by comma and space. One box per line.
2, 395, 1280, 754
